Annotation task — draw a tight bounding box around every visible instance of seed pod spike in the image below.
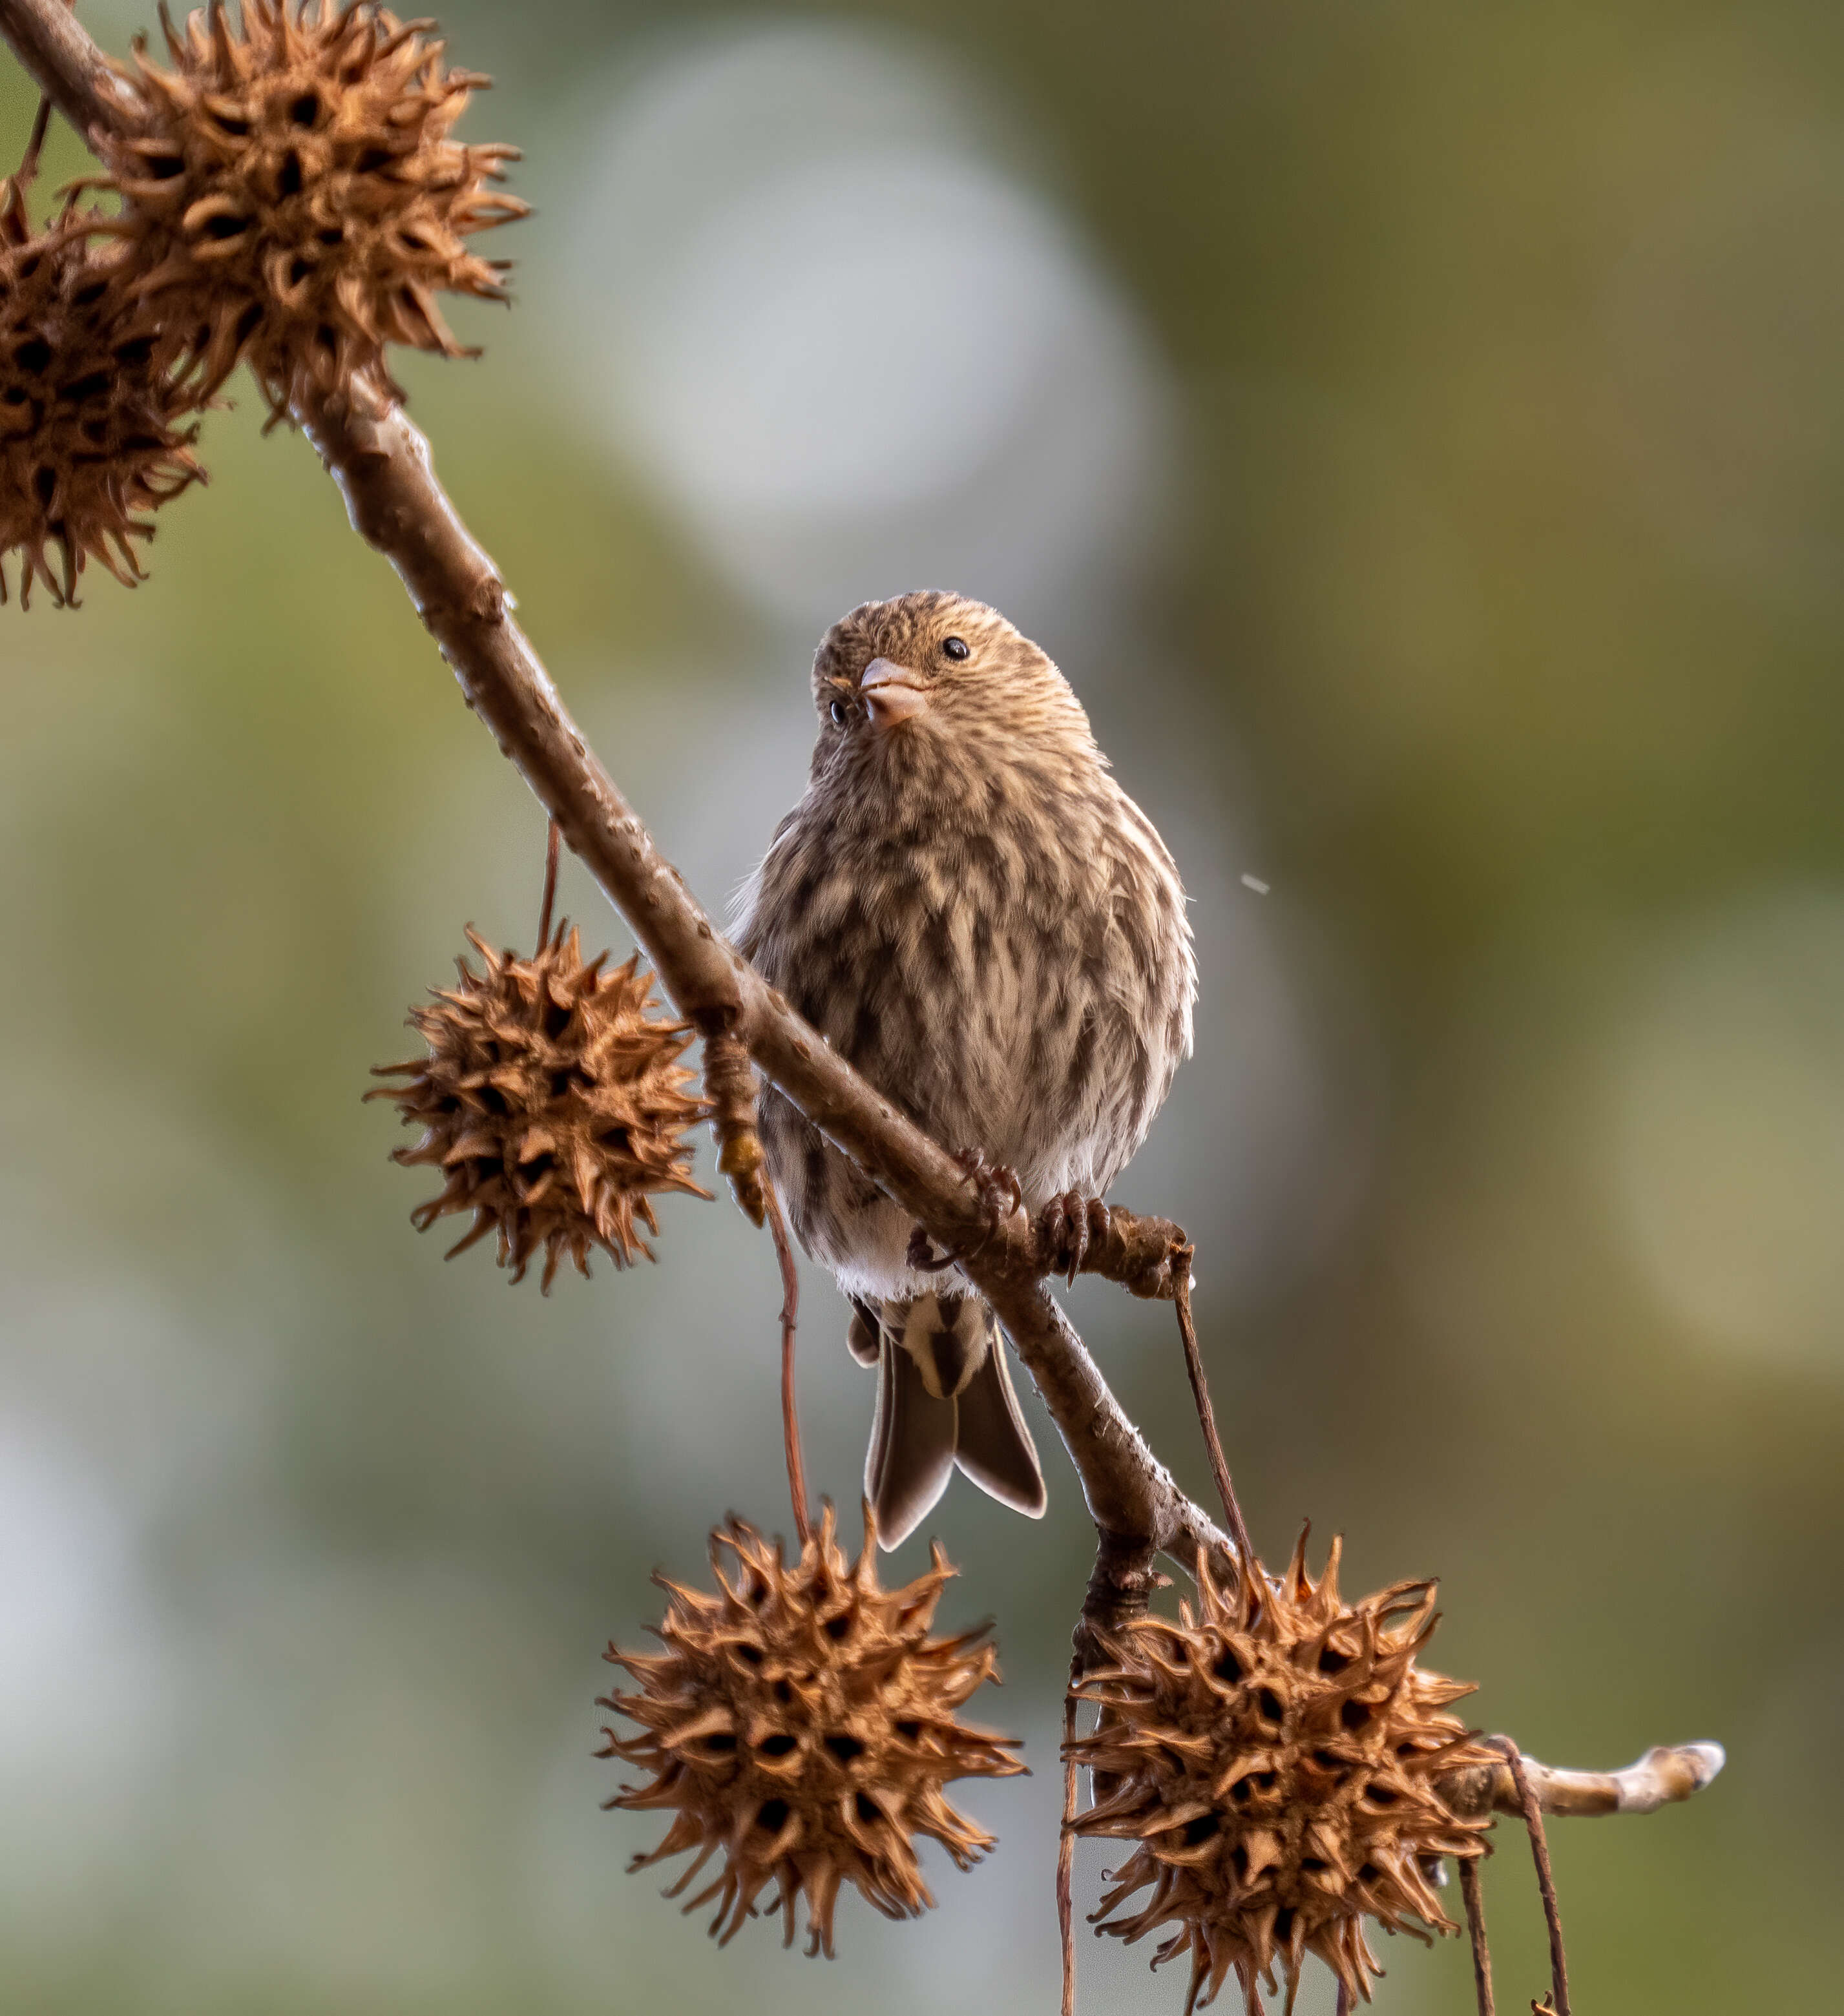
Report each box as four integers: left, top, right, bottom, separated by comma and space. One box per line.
370, 917, 709, 1283
1067, 1534, 1496, 2012
601, 1504, 1022, 1955
94, 0, 526, 416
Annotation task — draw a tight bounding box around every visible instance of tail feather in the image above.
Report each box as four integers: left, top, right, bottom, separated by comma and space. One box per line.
866, 1341, 957, 1548
952, 1327, 1047, 1519
860, 1296, 1045, 1548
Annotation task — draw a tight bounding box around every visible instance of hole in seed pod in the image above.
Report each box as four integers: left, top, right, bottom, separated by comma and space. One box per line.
822, 1612, 852, 1640
1228, 1779, 1250, 1804
15, 336, 51, 373
202, 211, 251, 240
854, 1792, 881, 1825
757, 1733, 798, 1758
145, 152, 183, 179
317, 226, 343, 245
594, 1126, 631, 1155
1181, 1814, 1219, 1847
1358, 1862, 1380, 1884
32, 466, 55, 507
896, 1720, 923, 1742
1301, 1856, 1328, 1872
755, 1798, 790, 1834
113, 336, 154, 369
1340, 1699, 1372, 1730
1274, 1907, 1295, 1942
476, 1085, 509, 1116
72, 280, 107, 308
80, 417, 108, 446
66, 372, 109, 404
824, 1734, 865, 1766
733, 1643, 762, 1666
1, 386, 26, 405
1364, 1783, 1399, 1807
289, 91, 321, 126
1256, 1687, 1284, 1724
208, 109, 251, 137
235, 302, 264, 343
1396, 1741, 1418, 1758
1212, 1647, 1242, 1683
1253, 1770, 1277, 1793
288, 256, 313, 286
1230, 1844, 1249, 1884
356, 147, 391, 173
773, 1678, 793, 1705
542, 1001, 571, 1040
746, 1579, 769, 1606
1317, 1645, 1351, 1675
549, 1065, 592, 1098
278, 152, 304, 199
702, 1732, 736, 1753
516, 1151, 555, 1186
1312, 1749, 1347, 1779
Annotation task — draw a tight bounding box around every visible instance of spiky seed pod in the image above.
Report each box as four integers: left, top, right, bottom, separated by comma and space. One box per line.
369, 922, 710, 1289
1, 180, 205, 607
599, 1501, 1025, 1955
1067, 1534, 1496, 2016
98, 0, 527, 415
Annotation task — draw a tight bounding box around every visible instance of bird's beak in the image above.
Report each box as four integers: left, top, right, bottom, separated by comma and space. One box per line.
859, 657, 930, 729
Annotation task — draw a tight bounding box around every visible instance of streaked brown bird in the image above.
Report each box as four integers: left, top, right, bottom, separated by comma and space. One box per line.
735, 592, 1195, 1547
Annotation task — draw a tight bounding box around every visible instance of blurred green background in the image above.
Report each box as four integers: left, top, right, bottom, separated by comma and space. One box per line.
4, 2, 1839, 2010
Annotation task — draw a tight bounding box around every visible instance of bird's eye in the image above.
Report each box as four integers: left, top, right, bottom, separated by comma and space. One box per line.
942, 636, 970, 661
830, 698, 850, 727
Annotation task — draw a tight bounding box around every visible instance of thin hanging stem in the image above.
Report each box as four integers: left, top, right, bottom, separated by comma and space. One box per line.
1058, 1657, 1081, 2016
17, 92, 50, 182
1335, 1984, 1354, 2016
535, 815, 561, 952
762, 1172, 811, 1546
1501, 1739, 1571, 2016
1172, 1263, 1255, 1568
1459, 1854, 1496, 2016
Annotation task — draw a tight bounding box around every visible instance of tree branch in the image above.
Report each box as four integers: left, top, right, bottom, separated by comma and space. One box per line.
0, 0, 1228, 1628
0, 16, 1735, 1875
1441, 1741, 1727, 1822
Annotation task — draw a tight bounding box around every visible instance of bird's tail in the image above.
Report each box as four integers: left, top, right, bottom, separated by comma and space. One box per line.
860, 1291, 1047, 1549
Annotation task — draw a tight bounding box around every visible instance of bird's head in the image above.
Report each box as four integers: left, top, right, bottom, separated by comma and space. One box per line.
808, 591, 1095, 771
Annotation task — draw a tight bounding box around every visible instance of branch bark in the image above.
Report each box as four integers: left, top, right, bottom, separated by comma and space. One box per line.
0, 0, 1228, 1628
1441, 1741, 1727, 1822
0, 2, 1731, 1855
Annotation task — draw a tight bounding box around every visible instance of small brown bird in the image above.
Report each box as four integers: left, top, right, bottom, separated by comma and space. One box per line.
735, 592, 1195, 1546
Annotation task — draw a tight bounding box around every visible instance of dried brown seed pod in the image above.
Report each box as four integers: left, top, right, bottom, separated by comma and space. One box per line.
599, 1501, 1025, 1955
369, 921, 710, 1289
1, 179, 205, 607
1066, 1533, 1496, 2015
98, 0, 527, 415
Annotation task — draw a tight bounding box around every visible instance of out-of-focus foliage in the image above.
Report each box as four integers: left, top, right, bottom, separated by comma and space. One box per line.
3, 3, 1839, 2011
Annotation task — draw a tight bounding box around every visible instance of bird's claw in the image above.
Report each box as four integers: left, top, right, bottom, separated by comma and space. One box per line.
906, 1223, 960, 1273
1036, 1190, 1111, 1285
906, 1150, 1025, 1274
954, 1148, 1023, 1230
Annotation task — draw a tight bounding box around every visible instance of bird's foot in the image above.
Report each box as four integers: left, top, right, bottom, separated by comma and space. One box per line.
1034, 1190, 1113, 1285
906, 1150, 1025, 1274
